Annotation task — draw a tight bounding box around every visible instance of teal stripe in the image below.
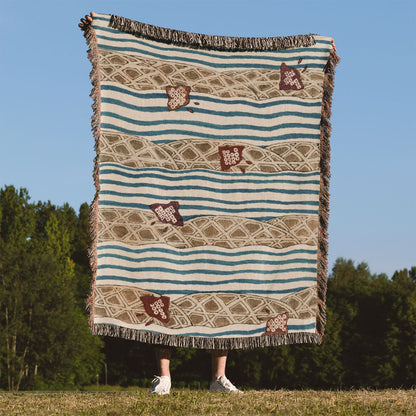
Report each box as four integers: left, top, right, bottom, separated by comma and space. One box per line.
99, 164, 319, 178
100, 123, 320, 143
99, 189, 319, 203
101, 84, 322, 108
97, 200, 319, 217
100, 180, 320, 194
99, 168, 319, 185
95, 275, 316, 286
102, 97, 321, 120
95, 24, 331, 58
97, 244, 318, 258
98, 264, 316, 275
98, 253, 317, 267
93, 16, 112, 22
101, 111, 320, 132
98, 197, 317, 207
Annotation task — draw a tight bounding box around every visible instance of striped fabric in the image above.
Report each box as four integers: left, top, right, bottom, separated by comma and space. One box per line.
83, 14, 338, 349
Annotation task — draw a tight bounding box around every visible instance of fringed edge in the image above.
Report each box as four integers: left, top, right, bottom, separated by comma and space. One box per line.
82, 21, 102, 334
93, 324, 320, 350
109, 14, 316, 52
316, 47, 340, 343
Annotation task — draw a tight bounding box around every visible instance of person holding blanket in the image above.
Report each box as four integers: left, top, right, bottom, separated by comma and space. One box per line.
79, 10, 338, 396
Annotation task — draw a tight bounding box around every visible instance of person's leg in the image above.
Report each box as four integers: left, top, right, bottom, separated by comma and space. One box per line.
156, 347, 172, 378
211, 349, 228, 380
152, 347, 172, 394
210, 349, 242, 393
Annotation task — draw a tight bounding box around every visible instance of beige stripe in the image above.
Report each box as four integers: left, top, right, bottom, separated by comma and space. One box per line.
100, 132, 320, 173
94, 285, 317, 329
99, 49, 325, 100
97, 207, 318, 249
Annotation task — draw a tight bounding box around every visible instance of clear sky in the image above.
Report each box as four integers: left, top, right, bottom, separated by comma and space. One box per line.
1, 0, 415, 277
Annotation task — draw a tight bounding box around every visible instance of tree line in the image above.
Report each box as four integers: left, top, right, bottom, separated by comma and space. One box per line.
0, 185, 415, 391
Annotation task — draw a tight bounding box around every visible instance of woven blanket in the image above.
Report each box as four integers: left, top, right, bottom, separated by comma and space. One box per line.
82, 13, 339, 349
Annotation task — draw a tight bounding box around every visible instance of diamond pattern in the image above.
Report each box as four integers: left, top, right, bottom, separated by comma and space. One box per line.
97, 207, 318, 249
267, 215, 319, 247
98, 49, 325, 100
100, 132, 320, 173
94, 285, 317, 328
100, 132, 178, 170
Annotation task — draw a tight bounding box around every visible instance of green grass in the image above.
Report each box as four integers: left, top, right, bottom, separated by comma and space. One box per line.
1, 389, 415, 415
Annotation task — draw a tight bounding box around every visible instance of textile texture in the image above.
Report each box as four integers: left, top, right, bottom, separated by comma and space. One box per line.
83, 13, 339, 349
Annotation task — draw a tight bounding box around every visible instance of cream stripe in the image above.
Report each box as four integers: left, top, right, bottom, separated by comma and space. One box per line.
99, 163, 320, 180
101, 114, 320, 138
97, 195, 318, 215
99, 177, 320, 194
97, 242, 318, 259
101, 84, 322, 115
101, 101, 322, 129
95, 274, 316, 295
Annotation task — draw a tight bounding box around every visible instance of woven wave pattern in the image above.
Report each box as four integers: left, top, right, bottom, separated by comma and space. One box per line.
95, 285, 317, 328
100, 50, 325, 100
101, 133, 321, 173
97, 208, 318, 249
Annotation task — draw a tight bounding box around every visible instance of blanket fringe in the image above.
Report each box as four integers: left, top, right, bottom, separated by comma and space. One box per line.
109, 14, 316, 51
316, 47, 340, 342
93, 323, 320, 349
82, 22, 102, 334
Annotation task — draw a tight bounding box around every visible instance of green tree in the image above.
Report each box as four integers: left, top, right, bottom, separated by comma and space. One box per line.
0, 186, 103, 391
28, 211, 103, 389
0, 186, 36, 391
72, 203, 93, 308
383, 268, 416, 386
327, 258, 412, 388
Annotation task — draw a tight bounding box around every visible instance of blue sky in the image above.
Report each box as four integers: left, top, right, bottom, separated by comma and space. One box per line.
0, 0, 415, 277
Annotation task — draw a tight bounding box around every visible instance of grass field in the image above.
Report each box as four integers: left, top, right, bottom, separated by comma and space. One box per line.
1, 388, 416, 415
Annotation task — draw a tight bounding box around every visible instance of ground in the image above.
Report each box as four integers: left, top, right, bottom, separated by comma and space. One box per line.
1, 388, 416, 415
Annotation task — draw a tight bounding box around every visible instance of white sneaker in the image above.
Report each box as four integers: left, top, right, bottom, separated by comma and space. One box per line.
209, 375, 243, 393
151, 375, 171, 395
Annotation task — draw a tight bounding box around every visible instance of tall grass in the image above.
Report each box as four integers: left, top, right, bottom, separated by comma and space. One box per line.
1, 389, 415, 415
